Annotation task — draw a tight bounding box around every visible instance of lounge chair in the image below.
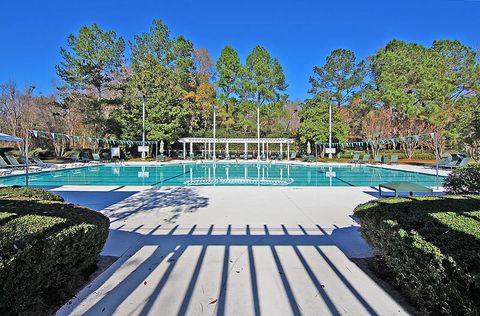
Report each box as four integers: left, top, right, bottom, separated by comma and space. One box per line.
32, 156, 55, 168
0, 156, 14, 168
360, 154, 370, 164
382, 156, 390, 164
278, 153, 284, 160
92, 153, 102, 162
80, 152, 91, 163
290, 152, 297, 160
351, 154, 360, 164
157, 154, 166, 162
390, 155, 399, 164
5, 154, 26, 167
451, 157, 470, 169
374, 155, 382, 164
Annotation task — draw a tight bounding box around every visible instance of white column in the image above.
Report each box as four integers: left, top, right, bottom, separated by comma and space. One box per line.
266, 143, 269, 159
280, 142, 283, 158
208, 142, 211, 158
190, 141, 193, 156
183, 142, 186, 159
287, 143, 290, 160
204, 142, 207, 158
226, 142, 229, 156
262, 142, 265, 158
244, 142, 247, 158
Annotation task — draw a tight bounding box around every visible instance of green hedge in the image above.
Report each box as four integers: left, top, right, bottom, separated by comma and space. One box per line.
355, 196, 480, 315
444, 164, 480, 194
0, 187, 109, 315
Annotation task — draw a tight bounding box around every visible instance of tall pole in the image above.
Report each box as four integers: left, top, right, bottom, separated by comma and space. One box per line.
25, 129, 29, 188
257, 105, 260, 160
328, 97, 333, 159
434, 132, 439, 190
213, 105, 217, 161
141, 95, 146, 160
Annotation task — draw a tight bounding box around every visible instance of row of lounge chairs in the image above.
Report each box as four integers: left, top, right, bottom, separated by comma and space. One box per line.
0, 154, 59, 176
351, 154, 399, 164
433, 154, 471, 169
181, 152, 298, 161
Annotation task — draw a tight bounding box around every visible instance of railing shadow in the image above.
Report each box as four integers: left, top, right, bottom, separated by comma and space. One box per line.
63, 223, 385, 316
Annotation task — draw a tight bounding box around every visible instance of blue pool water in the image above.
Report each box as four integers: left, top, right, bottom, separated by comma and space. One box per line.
0, 163, 444, 187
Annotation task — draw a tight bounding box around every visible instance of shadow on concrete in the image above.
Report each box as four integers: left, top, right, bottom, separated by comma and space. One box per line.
103, 187, 210, 224
52, 190, 138, 211
63, 224, 384, 316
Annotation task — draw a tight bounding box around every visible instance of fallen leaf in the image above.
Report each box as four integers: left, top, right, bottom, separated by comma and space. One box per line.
209, 299, 218, 305
144, 281, 147, 285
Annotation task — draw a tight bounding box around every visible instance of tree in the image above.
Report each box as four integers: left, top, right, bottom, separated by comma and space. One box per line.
56, 24, 125, 100
369, 40, 451, 157
121, 19, 195, 144
56, 24, 126, 140
361, 107, 394, 156
242, 46, 288, 136
216, 45, 241, 117
298, 98, 348, 145
309, 49, 365, 107
121, 55, 188, 144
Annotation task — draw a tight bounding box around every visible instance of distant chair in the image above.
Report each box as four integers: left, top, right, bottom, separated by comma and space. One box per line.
382, 156, 390, 164
0, 156, 14, 168
92, 153, 102, 163
451, 157, 470, 169
290, 152, 297, 160
351, 154, 360, 164
374, 155, 382, 164
5, 154, 26, 167
390, 155, 399, 164
360, 154, 370, 164
32, 156, 56, 168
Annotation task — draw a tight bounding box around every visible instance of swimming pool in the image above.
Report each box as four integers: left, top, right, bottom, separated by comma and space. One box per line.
0, 163, 444, 187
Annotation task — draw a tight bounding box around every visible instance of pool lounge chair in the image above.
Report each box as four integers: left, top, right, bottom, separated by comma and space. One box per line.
91, 153, 103, 163
5, 154, 26, 167
382, 156, 390, 164
359, 154, 370, 164
0, 156, 14, 168
390, 155, 399, 164
446, 157, 470, 169
31, 156, 56, 168
351, 154, 360, 164
374, 155, 382, 164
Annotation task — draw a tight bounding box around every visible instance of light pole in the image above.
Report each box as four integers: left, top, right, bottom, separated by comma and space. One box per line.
141, 94, 146, 160
257, 104, 260, 160
328, 97, 333, 159
213, 105, 217, 161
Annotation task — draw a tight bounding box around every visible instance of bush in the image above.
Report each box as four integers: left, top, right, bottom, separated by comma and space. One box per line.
444, 164, 480, 194
0, 187, 109, 315
355, 196, 480, 315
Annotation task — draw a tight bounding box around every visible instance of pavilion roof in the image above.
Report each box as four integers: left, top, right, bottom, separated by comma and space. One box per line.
178, 137, 295, 144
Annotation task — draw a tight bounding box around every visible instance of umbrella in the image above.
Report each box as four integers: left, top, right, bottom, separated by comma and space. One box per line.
307, 141, 311, 155
0, 133, 23, 142
159, 140, 164, 154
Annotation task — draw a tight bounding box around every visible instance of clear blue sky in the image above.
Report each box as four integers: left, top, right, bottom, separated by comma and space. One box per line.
0, 0, 479, 100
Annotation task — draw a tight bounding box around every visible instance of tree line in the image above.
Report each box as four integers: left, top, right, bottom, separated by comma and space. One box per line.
1, 19, 479, 159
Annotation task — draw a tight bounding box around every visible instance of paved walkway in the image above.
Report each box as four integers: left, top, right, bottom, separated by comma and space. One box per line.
57, 186, 410, 316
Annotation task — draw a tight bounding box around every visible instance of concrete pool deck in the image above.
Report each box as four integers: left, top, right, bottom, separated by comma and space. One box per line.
54, 185, 428, 316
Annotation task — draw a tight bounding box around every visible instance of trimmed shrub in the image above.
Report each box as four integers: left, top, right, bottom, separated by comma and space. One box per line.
0, 187, 109, 315
355, 196, 480, 315
444, 164, 480, 194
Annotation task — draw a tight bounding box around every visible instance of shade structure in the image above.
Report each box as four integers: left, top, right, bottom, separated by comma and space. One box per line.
0, 133, 23, 142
